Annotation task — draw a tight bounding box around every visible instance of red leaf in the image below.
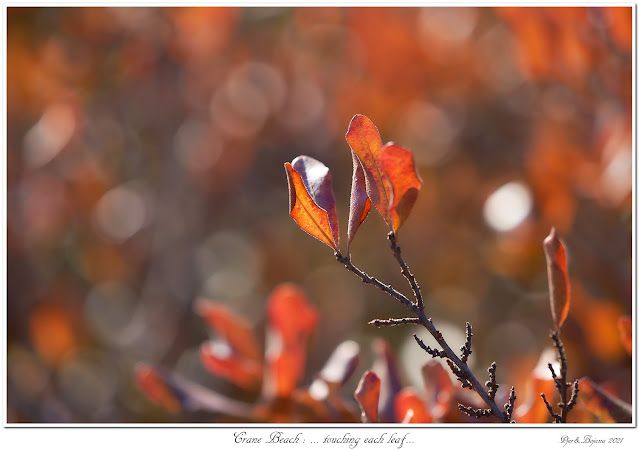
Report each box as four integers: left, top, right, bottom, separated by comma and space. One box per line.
380, 143, 422, 232
134, 363, 182, 414
394, 387, 432, 423
578, 376, 632, 423
346, 114, 393, 227
194, 300, 261, 361
285, 162, 338, 251
543, 228, 571, 330
291, 155, 340, 249
354, 370, 380, 423
199, 341, 262, 390
264, 283, 318, 398
347, 150, 371, 256
617, 315, 632, 355
421, 360, 454, 420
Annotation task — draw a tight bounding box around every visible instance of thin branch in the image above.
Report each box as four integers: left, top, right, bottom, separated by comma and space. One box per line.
567, 379, 580, 412
336, 252, 418, 314
459, 404, 492, 419
548, 331, 573, 423
460, 322, 473, 363
486, 362, 499, 401
388, 231, 424, 311
541, 392, 562, 423
504, 386, 517, 422
335, 250, 509, 423
369, 317, 420, 327
413, 334, 447, 358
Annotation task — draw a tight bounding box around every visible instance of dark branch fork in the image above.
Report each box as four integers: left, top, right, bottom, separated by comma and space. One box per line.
541, 331, 580, 423
335, 231, 514, 423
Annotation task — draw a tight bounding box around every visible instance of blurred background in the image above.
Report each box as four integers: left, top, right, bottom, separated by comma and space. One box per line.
6, 6, 633, 423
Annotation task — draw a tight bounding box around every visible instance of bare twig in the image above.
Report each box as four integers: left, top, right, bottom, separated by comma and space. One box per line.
486, 362, 499, 401
388, 231, 424, 311
335, 244, 510, 423
542, 331, 579, 423
460, 322, 473, 363
413, 334, 447, 358
369, 317, 421, 327
504, 386, 517, 422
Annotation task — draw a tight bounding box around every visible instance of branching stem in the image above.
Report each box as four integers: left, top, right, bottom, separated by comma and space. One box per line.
335, 247, 509, 423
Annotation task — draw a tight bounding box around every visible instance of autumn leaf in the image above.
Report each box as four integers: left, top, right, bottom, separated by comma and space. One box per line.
199, 341, 262, 390
354, 370, 381, 423
543, 228, 571, 331
347, 150, 371, 256
381, 143, 422, 232
617, 316, 632, 356
194, 300, 261, 361
291, 155, 340, 248
394, 387, 432, 423
421, 360, 454, 420
346, 114, 393, 227
263, 283, 319, 399
285, 160, 338, 252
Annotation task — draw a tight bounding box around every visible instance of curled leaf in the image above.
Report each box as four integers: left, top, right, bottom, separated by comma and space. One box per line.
347, 150, 371, 256
346, 114, 393, 227
285, 161, 338, 251
291, 155, 340, 248
354, 370, 380, 423
381, 143, 422, 232
543, 228, 571, 331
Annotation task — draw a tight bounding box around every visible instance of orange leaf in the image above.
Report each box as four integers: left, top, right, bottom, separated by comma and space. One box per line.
394, 387, 432, 423
347, 150, 371, 256
578, 377, 632, 423
354, 370, 380, 423
199, 341, 262, 390
134, 364, 182, 414
267, 283, 318, 346
291, 155, 340, 248
381, 143, 422, 232
543, 228, 571, 330
285, 161, 338, 251
346, 114, 393, 227
617, 316, 632, 356
194, 300, 261, 361
264, 283, 318, 398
